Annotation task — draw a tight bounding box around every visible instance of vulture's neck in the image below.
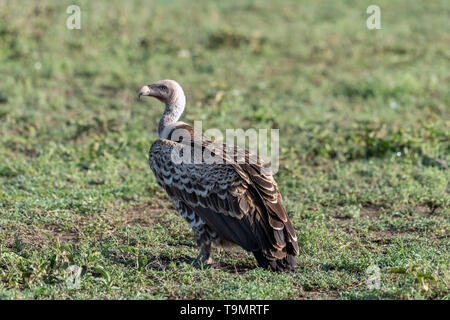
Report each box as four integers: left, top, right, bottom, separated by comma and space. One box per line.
158, 95, 185, 138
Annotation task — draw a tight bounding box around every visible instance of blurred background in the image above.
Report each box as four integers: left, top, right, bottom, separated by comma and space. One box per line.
0, 0, 448, 299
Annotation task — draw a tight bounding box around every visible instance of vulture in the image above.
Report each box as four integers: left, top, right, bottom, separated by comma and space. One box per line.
139, 80, 299, 271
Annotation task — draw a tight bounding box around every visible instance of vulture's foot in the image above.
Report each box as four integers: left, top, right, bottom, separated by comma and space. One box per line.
192, 245, 214, 266
192, 255, 215, 266
192, 253, 214, 265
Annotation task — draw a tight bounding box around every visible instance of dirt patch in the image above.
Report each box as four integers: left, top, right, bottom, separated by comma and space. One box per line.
332, 203, 438, 222
42, 224, 79, 242
363, 229, 417, 247
413, 205, 430, 215
367, 230, 400, 245
360, 203, 385, 218
333, 217, 353, 226
6, 224, 79, 249
112, 202, 167, 227
332, 203, 385, 223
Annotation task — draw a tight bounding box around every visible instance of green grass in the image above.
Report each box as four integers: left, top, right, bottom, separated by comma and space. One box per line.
0, 0, 449, 299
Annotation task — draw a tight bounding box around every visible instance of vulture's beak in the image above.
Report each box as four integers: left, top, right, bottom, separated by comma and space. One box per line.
138, 85, 152, 99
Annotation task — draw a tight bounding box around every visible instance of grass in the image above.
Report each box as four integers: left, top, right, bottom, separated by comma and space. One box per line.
0, 0, 449, 299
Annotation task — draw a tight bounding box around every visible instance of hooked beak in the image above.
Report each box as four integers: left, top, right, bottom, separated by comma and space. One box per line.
138, 85, 152, 99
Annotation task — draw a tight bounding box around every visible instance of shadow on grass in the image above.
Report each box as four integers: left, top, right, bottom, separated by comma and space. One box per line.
145, 253, 256, 274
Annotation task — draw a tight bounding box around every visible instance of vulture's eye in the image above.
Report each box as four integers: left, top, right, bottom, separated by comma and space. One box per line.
159, 85, 169, 93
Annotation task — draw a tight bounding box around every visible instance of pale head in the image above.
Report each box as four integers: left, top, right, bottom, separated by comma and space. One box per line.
138, 79, 185, 107
138, 80, 186, 138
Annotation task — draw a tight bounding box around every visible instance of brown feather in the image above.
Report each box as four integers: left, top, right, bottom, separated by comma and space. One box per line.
148, 122, 299, 271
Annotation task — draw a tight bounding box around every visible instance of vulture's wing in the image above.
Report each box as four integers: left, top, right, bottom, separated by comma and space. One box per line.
149, 125, 299, 264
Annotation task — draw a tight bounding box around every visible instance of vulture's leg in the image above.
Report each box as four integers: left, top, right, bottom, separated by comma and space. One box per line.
173, 200, 215, 265
193, 225, 214, 265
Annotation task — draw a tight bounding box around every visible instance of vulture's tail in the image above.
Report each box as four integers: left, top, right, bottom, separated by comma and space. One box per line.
253, 251, 297, 272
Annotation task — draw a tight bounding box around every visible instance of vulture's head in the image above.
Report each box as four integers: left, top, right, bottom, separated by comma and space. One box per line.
138, 80, 185, 107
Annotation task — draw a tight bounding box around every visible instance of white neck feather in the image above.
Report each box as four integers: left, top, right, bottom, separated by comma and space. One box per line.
158, 84, 186, 138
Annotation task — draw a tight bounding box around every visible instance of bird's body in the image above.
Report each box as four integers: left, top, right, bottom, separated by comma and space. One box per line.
140, 80, 299, 271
